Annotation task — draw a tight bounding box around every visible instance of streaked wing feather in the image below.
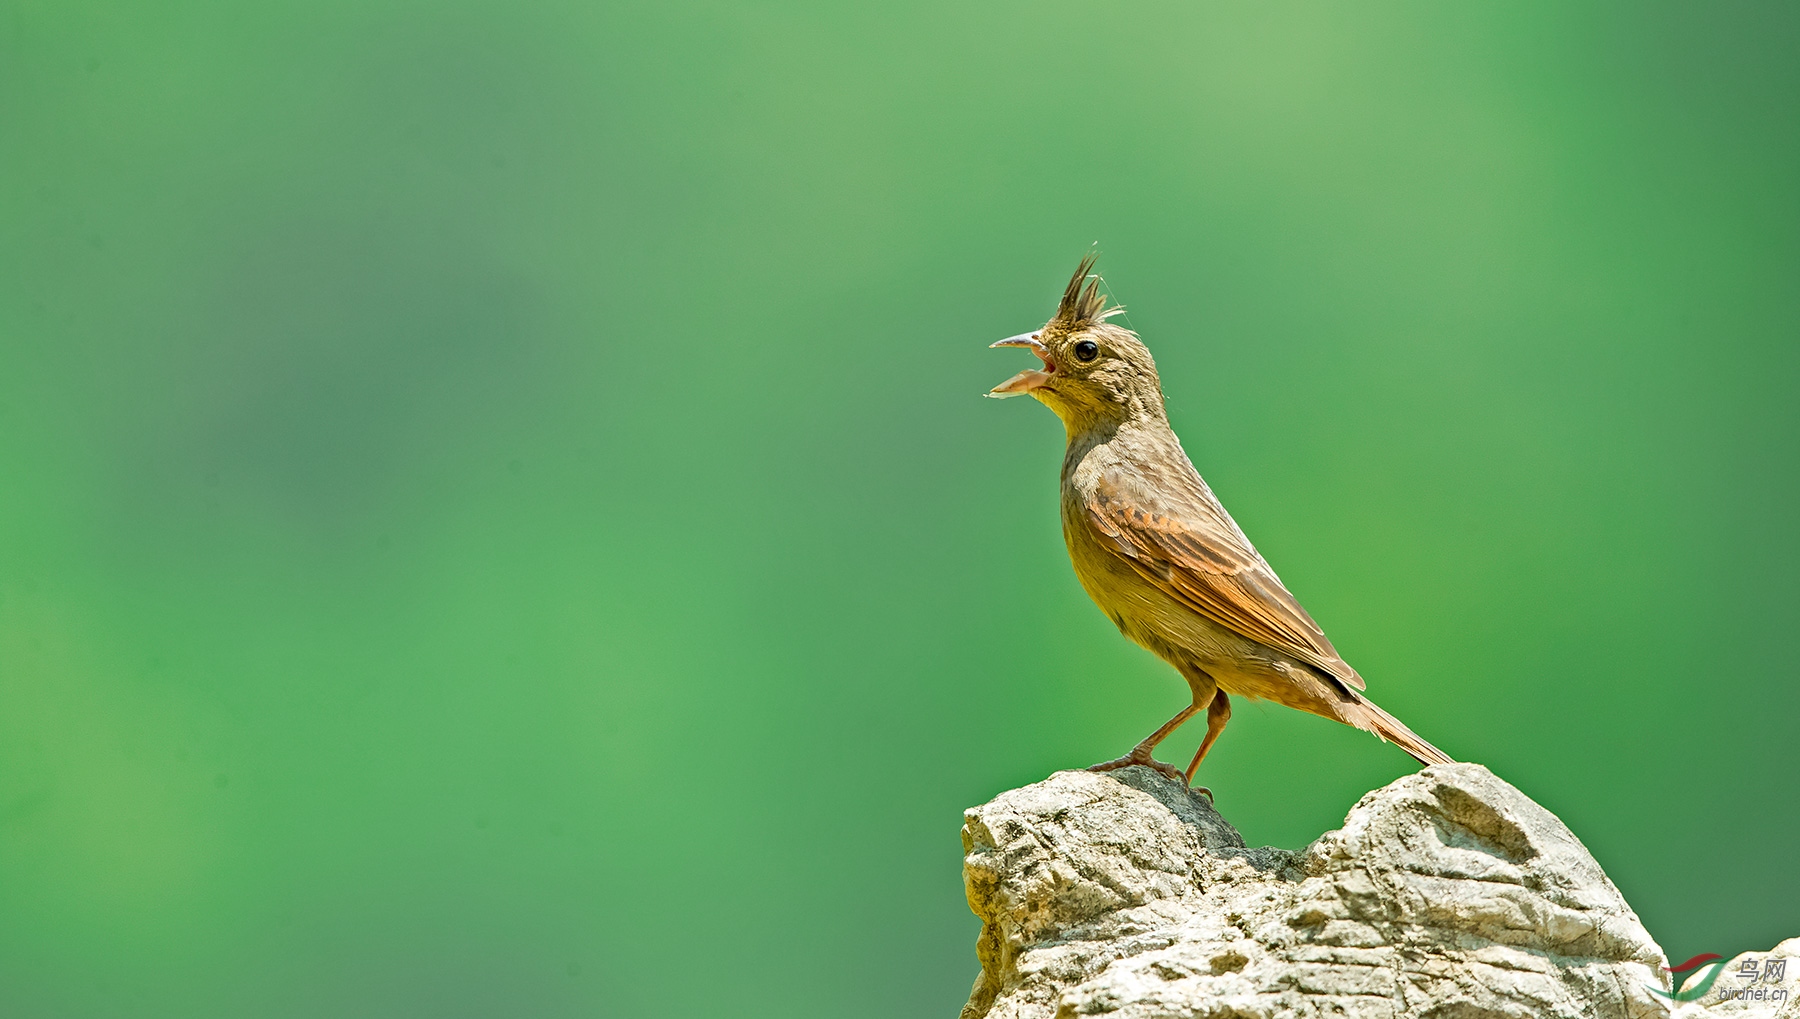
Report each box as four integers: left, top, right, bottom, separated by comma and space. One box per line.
1084, 480, 1364, 690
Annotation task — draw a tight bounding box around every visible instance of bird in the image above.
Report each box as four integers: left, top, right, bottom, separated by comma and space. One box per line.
987, 255, 1453, 788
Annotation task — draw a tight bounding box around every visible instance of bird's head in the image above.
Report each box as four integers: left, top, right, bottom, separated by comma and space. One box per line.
988, 255, 1167, 432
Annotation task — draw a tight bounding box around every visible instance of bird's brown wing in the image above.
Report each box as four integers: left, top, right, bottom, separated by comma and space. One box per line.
1082, 474, 1365, 690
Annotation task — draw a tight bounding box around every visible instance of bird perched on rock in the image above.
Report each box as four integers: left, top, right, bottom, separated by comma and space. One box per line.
988, 255, 1452, 788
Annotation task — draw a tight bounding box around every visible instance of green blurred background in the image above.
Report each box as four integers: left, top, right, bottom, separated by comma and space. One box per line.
3, 2, 1797, 1015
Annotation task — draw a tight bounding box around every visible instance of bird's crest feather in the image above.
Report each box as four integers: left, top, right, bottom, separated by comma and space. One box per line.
1054, 253, 1126, 328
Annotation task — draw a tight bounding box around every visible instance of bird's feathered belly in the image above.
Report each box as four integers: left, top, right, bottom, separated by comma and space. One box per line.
1063, 508, 1243, 664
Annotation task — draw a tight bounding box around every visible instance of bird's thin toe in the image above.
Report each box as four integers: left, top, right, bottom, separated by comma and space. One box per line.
1147, 762, 1187, 784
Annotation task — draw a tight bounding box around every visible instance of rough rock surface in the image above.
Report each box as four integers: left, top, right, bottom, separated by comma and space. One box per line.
959, 763, 1794, 1019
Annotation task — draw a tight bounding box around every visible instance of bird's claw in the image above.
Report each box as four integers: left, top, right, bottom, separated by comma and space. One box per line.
1087, 751, 1188, 785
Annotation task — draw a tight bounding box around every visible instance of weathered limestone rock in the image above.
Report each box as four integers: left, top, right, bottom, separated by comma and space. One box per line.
959, 763, 1794, 1019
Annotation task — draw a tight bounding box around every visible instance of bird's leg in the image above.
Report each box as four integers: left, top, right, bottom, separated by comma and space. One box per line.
1185, 689, 1231, 796
1086, 701, 1200, 783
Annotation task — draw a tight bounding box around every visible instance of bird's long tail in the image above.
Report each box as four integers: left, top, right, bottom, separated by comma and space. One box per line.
1341, 696, 1454, 766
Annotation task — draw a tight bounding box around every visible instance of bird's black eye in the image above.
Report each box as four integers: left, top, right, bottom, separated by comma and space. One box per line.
1073, 340, 1099, 362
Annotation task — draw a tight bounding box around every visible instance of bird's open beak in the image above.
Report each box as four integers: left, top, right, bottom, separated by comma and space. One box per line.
987, 331, 1055, 399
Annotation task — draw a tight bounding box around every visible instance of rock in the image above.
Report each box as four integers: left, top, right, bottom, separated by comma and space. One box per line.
959, 763, 1795, 1019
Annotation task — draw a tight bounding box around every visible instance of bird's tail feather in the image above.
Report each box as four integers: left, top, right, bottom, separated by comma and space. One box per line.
1342, 697, 1454, 766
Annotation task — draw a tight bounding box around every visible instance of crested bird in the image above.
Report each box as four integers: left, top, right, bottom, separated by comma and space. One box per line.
988, 255, 1453, 788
